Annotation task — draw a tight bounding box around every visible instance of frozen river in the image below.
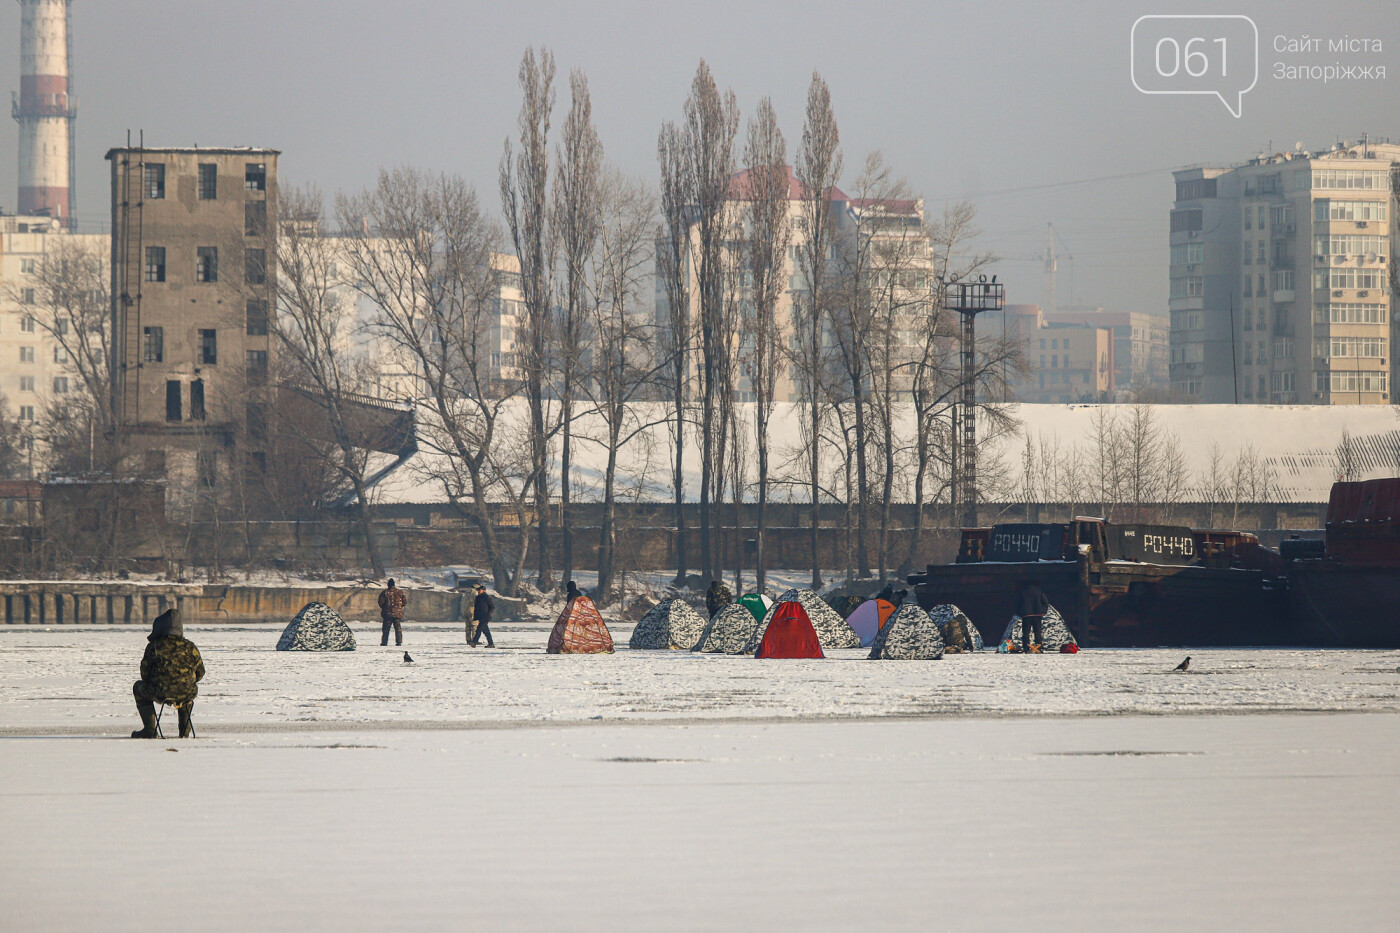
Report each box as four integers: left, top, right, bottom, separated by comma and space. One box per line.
2, 624, 1398, 930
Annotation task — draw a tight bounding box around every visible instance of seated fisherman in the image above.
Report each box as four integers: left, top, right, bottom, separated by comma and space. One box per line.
132, 608, 205, 739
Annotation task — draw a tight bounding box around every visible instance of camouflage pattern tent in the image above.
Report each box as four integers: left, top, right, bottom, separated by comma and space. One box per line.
1000, 605, 1078, 652
547, 596, 615, 654
277, 602, 356, 651
692, 603, 761, 654
930, 604, 983, 652
629, 599, 707, 650
868, 601, 945, 660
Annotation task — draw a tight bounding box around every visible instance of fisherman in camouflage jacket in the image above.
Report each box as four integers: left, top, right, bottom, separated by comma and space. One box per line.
705, 580, 733, 618
132, 608, 205, 738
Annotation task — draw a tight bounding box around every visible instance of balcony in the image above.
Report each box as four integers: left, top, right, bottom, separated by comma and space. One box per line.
1272, 289, 1295, 303
1271, 222, 1296, 238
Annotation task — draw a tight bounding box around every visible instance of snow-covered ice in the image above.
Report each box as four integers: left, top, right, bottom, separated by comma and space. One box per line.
2, 623, 1398, 930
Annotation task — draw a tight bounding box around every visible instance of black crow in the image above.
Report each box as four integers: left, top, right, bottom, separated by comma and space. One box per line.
1173, 656, 1191, 672
403, 651, 414, 663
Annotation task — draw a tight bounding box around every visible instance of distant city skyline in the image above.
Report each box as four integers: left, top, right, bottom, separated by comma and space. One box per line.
2, 0, 1395, 315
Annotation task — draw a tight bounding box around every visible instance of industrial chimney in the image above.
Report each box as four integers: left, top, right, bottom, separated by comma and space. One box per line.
14, 0, 76, 229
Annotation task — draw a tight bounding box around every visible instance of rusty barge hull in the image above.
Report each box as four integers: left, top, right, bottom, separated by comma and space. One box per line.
1286, 562, 1400, 648
911, 561, 1280, 648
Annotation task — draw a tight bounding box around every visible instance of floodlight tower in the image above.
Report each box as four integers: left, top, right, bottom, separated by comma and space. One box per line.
946, 275, 1005, 528
14, 0, 76, 229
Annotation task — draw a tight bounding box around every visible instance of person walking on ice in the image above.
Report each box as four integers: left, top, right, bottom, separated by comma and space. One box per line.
131, 608, 204, 738
469, 584, 496, 648
378, 578, 407, 647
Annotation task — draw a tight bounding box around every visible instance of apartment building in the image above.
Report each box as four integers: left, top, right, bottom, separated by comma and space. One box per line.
1045, 307, 1168, 396
656, 167, 936, 404
0, 213, 108, 471
105, 146, 277, 508
985, 304, 1115, 403
1170, 139, 1400, 404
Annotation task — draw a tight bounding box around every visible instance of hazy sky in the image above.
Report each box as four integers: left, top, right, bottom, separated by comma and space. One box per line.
3, 0, 1395, 313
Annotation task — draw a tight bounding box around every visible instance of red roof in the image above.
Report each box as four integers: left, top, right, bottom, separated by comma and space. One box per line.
727, 165, 848, 202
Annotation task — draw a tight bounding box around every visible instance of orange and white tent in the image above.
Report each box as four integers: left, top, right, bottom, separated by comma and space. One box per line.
547, 596, 615, 654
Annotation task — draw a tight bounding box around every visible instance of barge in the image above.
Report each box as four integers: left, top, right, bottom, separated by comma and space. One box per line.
908, 517, 1284, 647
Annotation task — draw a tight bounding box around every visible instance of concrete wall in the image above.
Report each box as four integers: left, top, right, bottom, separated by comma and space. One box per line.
0, 581, 464, 625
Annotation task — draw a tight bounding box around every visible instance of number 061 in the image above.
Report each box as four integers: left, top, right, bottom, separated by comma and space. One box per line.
1155, 37, 1227, 77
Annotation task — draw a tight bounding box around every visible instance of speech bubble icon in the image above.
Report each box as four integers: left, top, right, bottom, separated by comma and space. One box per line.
1131, 15, 1258, 118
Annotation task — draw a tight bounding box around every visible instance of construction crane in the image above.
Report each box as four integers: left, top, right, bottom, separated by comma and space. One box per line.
996, 223, 1075, 313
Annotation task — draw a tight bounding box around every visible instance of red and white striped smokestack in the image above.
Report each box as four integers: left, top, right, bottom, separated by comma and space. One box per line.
14, 0, 76, 228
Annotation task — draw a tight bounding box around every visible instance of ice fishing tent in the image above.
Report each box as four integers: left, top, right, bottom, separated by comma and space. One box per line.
868, 601, 945, 660
1000, 605, 1078, 652
755, 601, 824, 659
930, 604, 983, 653
737, 592, 773, 622
692, 603, 761, 654
744, 588, 861, 653
547, 596, 615, 654
277, 602, 356, 651
629, 598, 707, 650
845, 598, 897, 647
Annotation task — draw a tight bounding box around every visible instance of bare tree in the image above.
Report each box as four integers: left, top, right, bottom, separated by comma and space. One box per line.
273, 186, 386, 576
657, 121, 693, 586
900, 201, 1008, 574
681, 60, 739, 583
792, 70, 843, 588
500, 46, 559, 589
740, 96, 791, 593
337, 168, 527, 593
553, 67, 603, 587
8, 237, 115, 473
1335, 428, 1362, 482
582, 170, 665, 600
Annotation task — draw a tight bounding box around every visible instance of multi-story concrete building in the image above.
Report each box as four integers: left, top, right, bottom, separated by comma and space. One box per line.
0, 213, 107, 470
656, 167, 935, 404
1046, 307, 1169, 397
986, 304, 1115, 403
105, 146, 278, 509
1170, 139, 1400, 404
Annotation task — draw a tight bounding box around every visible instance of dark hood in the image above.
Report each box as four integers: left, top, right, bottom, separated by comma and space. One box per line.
149, 608, 183, 640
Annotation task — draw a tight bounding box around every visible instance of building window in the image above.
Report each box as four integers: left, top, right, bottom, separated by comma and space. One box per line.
244, 248, 266, 285
19, 405, 34, 422
20, 315, 35, 333
196, 247, 218, 283
246, 299, 269, 336
198, 163, 218, 200
143, 326, 164, 363
19, 346, 34, 363
190, 379, 206, 420
145, 246, 165, 282
20, 287, 35, 304
165, 380, 181, 422
53, 345, 67, 363
245, 163, 266, 192
246, 349, 268, 381
245, 200, 267, 237
19, 258, 36, 274
246, 403, 266, 440
19, 376, 34, 392
52, 376, 68, 393
144, 163, 165, 199
1170, 209, 1202, 233
199, 329, 218, 365
1243, 277, 1253, 297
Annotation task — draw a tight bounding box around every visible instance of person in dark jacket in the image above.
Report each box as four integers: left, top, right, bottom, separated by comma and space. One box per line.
705, 579, 733, 618
132, 608, 204, 738
565, 580, 581, 601
469, 584, 496, 648
874, 583, 897, 604
1016, 580, 1050, 653
378, 578, 407, 647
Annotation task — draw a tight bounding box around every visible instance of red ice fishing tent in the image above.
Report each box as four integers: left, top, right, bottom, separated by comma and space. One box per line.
547, 596, 615, 654
755, 601, 824, 659
845, 598, 897, 647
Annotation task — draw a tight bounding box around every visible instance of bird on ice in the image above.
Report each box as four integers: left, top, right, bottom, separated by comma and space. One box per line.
403, 652, 414, 663
1173, 656, 1191, 672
